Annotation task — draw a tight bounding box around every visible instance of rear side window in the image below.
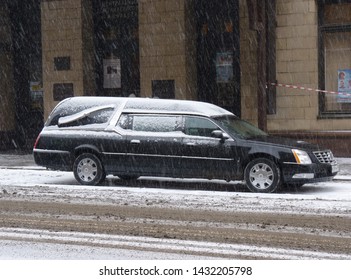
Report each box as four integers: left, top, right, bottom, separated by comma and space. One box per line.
46, 97, 120, 126
118, 114, 181, 132
57, 106, 115, 127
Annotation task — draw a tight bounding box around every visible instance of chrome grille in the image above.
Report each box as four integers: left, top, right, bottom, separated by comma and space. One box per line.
313, 150, 336, 164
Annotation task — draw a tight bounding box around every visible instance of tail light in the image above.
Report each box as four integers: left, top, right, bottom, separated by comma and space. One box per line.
33, 134, 40, 149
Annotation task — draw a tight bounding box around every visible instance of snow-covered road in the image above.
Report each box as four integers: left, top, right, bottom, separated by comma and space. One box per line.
1, 167, 351, 215
0, 166, 350, 259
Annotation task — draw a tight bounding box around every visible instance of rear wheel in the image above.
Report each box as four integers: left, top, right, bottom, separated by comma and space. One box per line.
73, 153, 106, 185
244, 158, 281, 193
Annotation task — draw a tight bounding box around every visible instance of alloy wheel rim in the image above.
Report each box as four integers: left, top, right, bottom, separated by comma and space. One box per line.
77, 158, 98, 182
249, 163, 274, 190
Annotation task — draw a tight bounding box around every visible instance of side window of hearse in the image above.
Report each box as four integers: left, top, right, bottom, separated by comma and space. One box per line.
58, 108, 115, 127
132, 115, 180, 132
117, 114, 130, 129
184, 116, 219, 137
84, 108, 115, 124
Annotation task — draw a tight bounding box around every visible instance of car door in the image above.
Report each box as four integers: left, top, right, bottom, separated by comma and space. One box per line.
181, 116, 236, 179
120, 114, 183, 176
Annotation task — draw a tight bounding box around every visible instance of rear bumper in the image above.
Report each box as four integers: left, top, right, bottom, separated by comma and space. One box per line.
33, 149, 73, 171
282, 162, 338, 184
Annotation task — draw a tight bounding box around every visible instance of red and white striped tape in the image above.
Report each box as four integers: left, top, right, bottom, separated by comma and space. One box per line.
268, 82, 351, 97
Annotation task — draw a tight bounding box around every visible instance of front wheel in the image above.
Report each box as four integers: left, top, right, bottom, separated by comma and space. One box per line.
244, 158, 281, 193
73, 153, 106, 185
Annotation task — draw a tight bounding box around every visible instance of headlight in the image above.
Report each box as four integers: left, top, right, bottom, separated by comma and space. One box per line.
292, 149, 312, 164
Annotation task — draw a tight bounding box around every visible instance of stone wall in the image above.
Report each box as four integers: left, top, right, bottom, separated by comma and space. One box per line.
268, 0, 319, 131
0, 4, 15, 134
139, 0, 196, 100
269, 0, 351, 132
41, 0, 94, 119
239, 0, 258, 125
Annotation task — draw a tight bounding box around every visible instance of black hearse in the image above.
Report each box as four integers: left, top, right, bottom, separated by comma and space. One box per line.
33, 97, 338, 193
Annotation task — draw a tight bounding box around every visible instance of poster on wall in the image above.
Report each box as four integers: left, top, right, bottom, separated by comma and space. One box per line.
103, 58, 121, 89
29, 81, 43, 110
215, 52, 233, 83
29, 81, 43, 100
337, 69, 351, 103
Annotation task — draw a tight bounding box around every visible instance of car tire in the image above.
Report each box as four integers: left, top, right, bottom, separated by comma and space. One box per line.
73, 153, 106, 185
244, 158, 281, 193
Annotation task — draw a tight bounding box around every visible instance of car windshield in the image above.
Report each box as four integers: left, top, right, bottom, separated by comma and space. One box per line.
214, 115, 267, 139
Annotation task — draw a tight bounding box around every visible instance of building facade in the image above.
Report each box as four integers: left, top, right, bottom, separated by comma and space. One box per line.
1, 0, 351, 155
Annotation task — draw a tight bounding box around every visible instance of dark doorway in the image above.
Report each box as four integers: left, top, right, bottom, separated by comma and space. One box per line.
152, 80, 175, 99
93, 0, 140, 97
7, 0, 43, 148
195, 0, 241, 117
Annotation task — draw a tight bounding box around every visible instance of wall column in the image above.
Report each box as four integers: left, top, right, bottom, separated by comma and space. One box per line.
0, 3, 15, 147
139, 0, 196, 100
41, 0, 95, 119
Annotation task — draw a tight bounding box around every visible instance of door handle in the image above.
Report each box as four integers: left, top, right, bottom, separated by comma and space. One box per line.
186, 142, 196, 146
130, 139, 140, 144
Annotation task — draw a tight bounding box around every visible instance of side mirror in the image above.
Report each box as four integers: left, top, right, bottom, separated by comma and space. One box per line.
211, 130, 229, 141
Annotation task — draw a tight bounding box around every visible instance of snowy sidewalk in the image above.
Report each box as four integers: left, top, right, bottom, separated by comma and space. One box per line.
0, 152, 38, 168
0, 152, 351, 180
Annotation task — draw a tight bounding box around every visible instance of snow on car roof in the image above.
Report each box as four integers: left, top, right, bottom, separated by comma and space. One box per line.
50, 96, 234, 119
124, 98, 233, 117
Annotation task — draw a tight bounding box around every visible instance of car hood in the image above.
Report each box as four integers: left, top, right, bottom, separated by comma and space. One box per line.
245, 135, 320, 151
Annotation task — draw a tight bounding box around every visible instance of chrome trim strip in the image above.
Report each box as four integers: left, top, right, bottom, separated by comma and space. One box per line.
121, 109, 209, 117
182, 156, 234, 161
103, 152, 180, 158
102, 152, 125, 156
33, 149, 70, 154
102, 152, 233, 161
283, 161, 315, 165
292, 173, 314, 179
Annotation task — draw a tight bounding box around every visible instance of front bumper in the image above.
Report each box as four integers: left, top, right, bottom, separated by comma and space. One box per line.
282, 162, 339, 184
